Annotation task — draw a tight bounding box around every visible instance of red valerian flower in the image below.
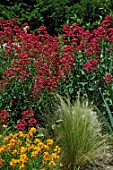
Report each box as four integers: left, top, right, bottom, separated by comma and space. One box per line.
105, 74, 113, 84
21, 109, 34, 119
0, 110, 10, 119
28, 118, 37, 126
0, 80, 6, 90
16, 123, 25, 131
84, 38, 101, 56
98, 79, 104, 86
16, 119, 27, 131
83, 59, 98, 73
102, 15, 113, 28
0, 110, 10, 125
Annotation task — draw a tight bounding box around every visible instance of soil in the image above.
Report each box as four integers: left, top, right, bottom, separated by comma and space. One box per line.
80, 144, 113, 170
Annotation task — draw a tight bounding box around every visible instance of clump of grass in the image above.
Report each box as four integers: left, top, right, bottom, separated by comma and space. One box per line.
53, 95, 107, 170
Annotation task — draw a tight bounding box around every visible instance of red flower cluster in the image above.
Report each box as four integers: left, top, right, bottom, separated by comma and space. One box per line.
16, 119, 27, 131
16, 109, 37, 131
21, 109, 34, 119
102, 15, 113, 28
0, 19, 74, 96
28, 118, 37, 127
104, 74, 113, 84
83, 59, 99, 73
84, 38, 101, 56
0, 110, 10, 125
62, 15, 113, 79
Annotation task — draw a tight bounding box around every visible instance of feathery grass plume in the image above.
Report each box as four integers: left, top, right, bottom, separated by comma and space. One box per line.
53, 94, 107, 170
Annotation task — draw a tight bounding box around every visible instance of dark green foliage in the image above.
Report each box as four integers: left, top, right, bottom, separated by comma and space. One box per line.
0, 0, 113, 35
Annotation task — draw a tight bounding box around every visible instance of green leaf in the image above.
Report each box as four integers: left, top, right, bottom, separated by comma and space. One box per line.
100, 91, 113, 128
0, 103, 2, 107
37, 132, 44, 137
95, 106, 113, 134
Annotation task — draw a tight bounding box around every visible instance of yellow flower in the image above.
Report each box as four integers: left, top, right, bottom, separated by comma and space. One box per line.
17, 139, 22, 145
10, 159, 19, 167
20, 146, 27, 154
34, 146, 41, 152
49, 160, 56, 168
7, 143, 15, 150
31, 151, 39, 158
28, 127, 36, 137
10, 138, 17, 145
0, 145, 6, 154
4, 133, 13, 142
34, 138, 41, 143
24, 133, 30, 138
25, 138, 32, 143
19, 163, 26, 170
7, 138, 16, 149
2, 124, 7, 128
26, 143, 34, 151
43, 152, 51, 162
8, 133, 13, 138
12, 149, 18, 156
0, 134, 2, 138
20, 154, 28, 163
54, 145, 61, 153
46, 139, 54, 146
30, 127, 36, 133
18, 131, 26, 138
38, 142, 44, 149
40, 168, 46, 170
43, 144, 49, 151
60, 163, 63, 167
51, 152, 60, 159
0, 159, 5, 166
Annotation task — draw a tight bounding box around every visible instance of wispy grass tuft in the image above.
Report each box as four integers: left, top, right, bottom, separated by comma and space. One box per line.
53, 95, 107, 170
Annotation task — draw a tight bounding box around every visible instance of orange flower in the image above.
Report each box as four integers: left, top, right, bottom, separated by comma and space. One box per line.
20, 146, 27, 154
49, 160, 56, 168
12, 149, 18, 156
34, 138, 41, 143
54, 145, 61, 153
10, 159, 19, 167
0, 159, 5, 166
43, 144, 49, 151
46, 139, 54, 146
20, 154, 28, 163
51, 152, 60, 159
43, 152, 51, 162
28, 127, 36, 137
38, 142, 44, 149
19, 163, 26, 169
60, 163, 63, 167
0, 145, 6, 154
31, 151, 39, 158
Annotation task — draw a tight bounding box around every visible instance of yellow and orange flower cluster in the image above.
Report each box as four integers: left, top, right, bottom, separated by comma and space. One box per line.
0, 127, 61, 170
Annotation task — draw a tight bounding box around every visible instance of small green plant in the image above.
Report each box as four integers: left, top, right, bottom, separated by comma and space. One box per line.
96, 87, 113, 136
53, 95, 106, 170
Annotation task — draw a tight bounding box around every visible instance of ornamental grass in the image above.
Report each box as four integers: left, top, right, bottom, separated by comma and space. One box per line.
53, 95, 107, 170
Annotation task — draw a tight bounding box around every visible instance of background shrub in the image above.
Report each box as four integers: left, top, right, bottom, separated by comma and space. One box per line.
0, 0, 113, 35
